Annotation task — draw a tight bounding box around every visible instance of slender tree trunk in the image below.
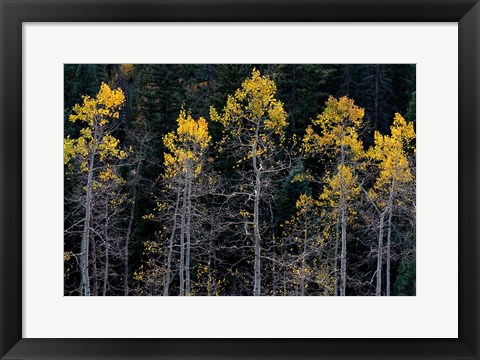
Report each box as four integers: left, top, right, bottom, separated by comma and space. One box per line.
103, 242, 109, 296
386, 174, 396, 296
123, 200, 134, 295
268, 200, 277, 296
185, 172, 193, 295
252, 127, 262, 296
80, 130, 98, 296
164, 191, 180, 296
102, 194, 109, 296
253, 169, 262, 296
386, 209, 393, 296
179, 173, 188, 296
334, 217, 339, 296
91, 230, 98, 296
300, 212, 308, 296
340, 193, 347, 296
207, 200, 216, 296
376, 211, 386, 296
339, 146, 347, 296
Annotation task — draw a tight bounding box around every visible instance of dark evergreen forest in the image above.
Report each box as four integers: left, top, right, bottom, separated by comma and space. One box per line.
64, 64, 416, 296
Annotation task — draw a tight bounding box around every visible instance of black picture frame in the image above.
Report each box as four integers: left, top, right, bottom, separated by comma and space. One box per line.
1, 1, 478, 359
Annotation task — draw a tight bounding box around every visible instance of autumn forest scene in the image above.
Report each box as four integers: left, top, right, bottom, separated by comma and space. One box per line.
64, 64, 416, 296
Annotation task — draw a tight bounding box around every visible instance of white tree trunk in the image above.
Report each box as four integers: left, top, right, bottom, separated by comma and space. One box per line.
80, 136, 97, 296
164, 191, 180, 296
252, 169, 262, 296
334, 218, 339, 296
185, 173, 193, 295
386, 174, 396, 296
376, 211, 386, 296
339, 146, 347, 296
102, 195, 109, 296
300, 212, 308, 296
179, 177, 187, 296
252, 127, 262, 296
386, 208, 393, 296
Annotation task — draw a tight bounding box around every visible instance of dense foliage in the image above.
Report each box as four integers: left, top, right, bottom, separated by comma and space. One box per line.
64, 64, 416, 296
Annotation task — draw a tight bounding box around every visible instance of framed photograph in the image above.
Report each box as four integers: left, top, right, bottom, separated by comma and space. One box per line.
1, 0, 479, 359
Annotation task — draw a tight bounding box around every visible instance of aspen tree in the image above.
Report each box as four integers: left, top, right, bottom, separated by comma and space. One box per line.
162, 110, 211, 295
210, 69, 288, 296
303, 96, 364, 296
64, 83, 126, 296
367, 113, 415, 296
